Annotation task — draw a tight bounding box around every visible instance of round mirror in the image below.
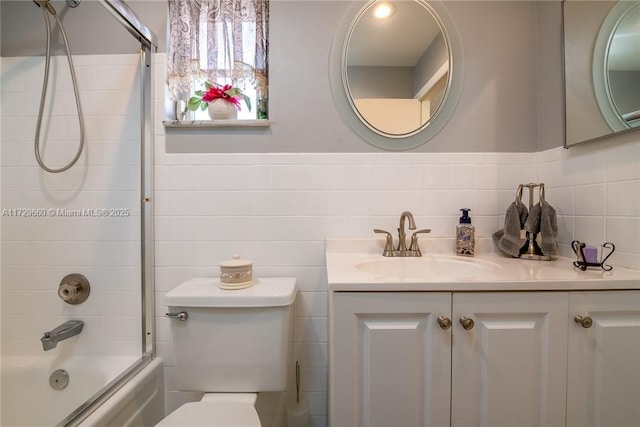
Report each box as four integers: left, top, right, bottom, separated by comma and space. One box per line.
605, 2, 640, 128
593, 1, 640, 132
330, 0, 463, 150
345, 0, 449, 137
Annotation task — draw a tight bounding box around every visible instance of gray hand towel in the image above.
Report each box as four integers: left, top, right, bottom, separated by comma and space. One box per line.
522, 202, 559, 256
524, 203, 541, 234
539, 202, 559, 255
492, 202, 528, 257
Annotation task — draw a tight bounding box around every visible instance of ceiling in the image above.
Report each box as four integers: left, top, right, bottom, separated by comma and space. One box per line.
347, 1, 442, 67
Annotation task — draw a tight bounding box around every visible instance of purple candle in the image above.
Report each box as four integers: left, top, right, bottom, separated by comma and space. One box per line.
584, 245, 598, 264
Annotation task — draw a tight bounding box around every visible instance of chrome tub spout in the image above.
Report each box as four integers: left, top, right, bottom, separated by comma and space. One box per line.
41, 320, 84, 351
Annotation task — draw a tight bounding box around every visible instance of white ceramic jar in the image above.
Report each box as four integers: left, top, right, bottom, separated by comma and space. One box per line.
219, 254, 253, 289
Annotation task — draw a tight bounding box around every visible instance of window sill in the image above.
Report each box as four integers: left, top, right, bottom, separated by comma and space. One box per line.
163, 119, 270, 129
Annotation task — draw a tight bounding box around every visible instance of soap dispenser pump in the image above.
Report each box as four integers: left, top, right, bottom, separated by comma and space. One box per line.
456, 208, 475, 257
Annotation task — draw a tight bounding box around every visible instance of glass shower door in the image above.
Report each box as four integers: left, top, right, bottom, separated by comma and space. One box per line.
0, 1, 155, 425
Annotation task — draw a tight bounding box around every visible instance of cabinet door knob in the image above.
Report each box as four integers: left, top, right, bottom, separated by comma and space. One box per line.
459, 316, 474, 330
437, 316, 452, 330
574, 315, 593, 328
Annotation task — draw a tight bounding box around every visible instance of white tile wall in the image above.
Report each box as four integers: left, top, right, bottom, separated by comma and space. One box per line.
538, 144, 640, 269
2, 49, 638, 427
1, 54, 143, 358
153, 52, 640, 427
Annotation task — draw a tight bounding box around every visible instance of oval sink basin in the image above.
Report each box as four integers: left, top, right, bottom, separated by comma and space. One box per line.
355, 256, 502, 282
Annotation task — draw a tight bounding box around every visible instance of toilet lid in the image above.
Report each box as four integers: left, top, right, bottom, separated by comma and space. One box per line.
156, 402, 261, 427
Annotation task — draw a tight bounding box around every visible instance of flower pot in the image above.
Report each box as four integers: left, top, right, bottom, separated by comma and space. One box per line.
207, 99, 238, 120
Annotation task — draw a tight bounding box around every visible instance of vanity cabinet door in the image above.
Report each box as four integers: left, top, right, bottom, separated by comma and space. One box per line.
330, 292, 452, 427
451, 292, 568, 427
566, 291, 640, 427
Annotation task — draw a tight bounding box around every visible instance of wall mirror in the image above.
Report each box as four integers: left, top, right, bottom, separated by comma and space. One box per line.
330, 0, 463, 150
564, 0, 640, 147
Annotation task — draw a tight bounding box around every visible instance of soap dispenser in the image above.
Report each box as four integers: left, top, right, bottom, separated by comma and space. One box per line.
456, 208, 475, 257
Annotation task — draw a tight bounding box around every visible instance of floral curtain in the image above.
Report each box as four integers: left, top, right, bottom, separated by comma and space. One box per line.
167, 0, 269, 102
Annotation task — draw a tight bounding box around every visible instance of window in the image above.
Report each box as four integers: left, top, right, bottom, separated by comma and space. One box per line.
167, 0, 269, 120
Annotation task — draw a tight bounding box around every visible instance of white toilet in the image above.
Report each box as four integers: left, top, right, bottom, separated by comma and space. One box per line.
157, 277, 297, 427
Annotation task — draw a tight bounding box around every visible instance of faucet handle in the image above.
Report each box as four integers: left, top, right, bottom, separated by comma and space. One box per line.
409, 229, 431, 254
374, 228, 392, 236
374, 229, 395, 257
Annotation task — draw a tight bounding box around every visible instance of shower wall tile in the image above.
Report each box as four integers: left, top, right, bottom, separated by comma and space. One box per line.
1, 266, 139, 292
1, 54, 143, 358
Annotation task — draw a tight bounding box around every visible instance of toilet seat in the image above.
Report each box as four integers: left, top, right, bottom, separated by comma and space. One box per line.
156, 401, 260, 427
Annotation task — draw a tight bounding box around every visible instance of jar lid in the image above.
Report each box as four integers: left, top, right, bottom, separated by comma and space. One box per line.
219, 254, 252, 268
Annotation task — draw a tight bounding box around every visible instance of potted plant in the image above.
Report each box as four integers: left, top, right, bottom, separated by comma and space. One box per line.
188, 81, 252, 120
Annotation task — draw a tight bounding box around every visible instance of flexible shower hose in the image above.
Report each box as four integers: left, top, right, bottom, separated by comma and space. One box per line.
35, 3, 85, 173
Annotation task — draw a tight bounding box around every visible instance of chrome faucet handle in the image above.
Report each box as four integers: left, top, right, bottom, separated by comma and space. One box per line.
374, 229, 396, 257
409, 229, 431, 256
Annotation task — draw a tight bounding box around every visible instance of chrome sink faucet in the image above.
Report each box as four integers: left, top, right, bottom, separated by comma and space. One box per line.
397, 211, 416, 252
41, 320, 84, 351
374, 211, 431, 257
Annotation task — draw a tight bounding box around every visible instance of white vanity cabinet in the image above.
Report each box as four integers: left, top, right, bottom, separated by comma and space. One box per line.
450, 292, 568, 427
566, 291, 640, 427
330, 290, 640, 427
331, 292, 452, 427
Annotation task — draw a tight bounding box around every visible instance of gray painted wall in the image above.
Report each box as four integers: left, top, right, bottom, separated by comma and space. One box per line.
166, 1, 544, 152
413, 32, 447, 96
535, 0, 564, 151
2, 1, 565, 152
346, 66, 414, 99
0, 0, 167, 56
610, 71, 640, 115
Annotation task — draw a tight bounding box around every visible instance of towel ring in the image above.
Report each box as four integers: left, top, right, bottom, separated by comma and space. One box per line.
539, 184, 545, 206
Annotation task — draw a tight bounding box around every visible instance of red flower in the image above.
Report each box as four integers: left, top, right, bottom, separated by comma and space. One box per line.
201, 84, 242, 110
188, 82, 251, 113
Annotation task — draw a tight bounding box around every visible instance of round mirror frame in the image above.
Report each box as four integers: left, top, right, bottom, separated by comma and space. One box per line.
330, 0, 464, 151
593, 1, 640, 132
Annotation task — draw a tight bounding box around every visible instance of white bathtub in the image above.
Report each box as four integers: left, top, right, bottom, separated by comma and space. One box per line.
1, 356, 164, 427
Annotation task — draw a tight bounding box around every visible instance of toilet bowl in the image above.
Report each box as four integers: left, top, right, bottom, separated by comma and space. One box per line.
157, 277, 297, 427
156, 394, 260, 427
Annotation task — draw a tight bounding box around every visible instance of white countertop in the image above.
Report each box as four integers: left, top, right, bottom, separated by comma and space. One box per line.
326, 238, 640, 292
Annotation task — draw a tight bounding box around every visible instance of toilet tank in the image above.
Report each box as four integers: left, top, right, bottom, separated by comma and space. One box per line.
165, 277, 297, 392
